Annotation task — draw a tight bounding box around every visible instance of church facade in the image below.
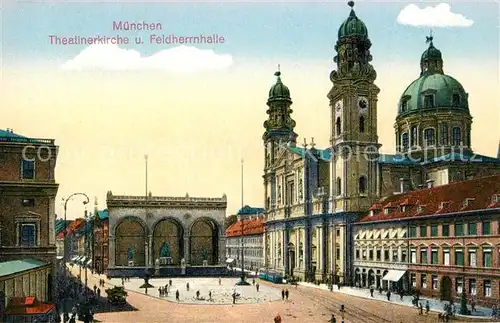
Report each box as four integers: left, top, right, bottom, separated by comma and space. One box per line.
262, 2, 500, 284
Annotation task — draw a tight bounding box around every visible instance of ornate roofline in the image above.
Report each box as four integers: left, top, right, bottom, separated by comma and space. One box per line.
106, 192, 227, 209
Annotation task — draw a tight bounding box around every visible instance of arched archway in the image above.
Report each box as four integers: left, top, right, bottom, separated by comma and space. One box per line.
368, 269, 375, 287
153, 218, 184, 265
288, 242, 295, 276
115, 217, 146, 266
189, 218, 219, 265
440, 276, 452, 301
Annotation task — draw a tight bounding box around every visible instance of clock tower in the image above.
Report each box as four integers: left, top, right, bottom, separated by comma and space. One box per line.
328, 1, 380, 212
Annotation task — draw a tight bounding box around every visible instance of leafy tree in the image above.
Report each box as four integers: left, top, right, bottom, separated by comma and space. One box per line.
225, 214, 237, 230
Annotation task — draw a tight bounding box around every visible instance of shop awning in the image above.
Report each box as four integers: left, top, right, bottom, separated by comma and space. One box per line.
5, 297, 56, 316
71, 256, 78, 261
226, 258, 235, 263
86, 259, 92, 267
74, 256, 82, 262
382, 270, 406, 282
79, 256, 87, 264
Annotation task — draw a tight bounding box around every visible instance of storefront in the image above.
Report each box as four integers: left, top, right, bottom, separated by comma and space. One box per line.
0, 259, 56, 323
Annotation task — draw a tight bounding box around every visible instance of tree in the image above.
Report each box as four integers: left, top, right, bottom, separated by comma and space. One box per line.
225, 214, 237, 230
459, 291, 470, 315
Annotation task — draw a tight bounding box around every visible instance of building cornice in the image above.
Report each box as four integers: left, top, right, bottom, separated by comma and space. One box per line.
106, 194, 227, 209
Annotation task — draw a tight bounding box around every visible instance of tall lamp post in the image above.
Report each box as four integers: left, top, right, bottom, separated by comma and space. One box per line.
84, 210, 92, 291
236, 159, 250, 286
63, 193, 90, 277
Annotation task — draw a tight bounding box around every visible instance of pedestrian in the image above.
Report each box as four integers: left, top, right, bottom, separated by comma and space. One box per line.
158, 287, 162, 297
252, 278, 255, 285
176, 289, 180, 301
425, 300, 430, 314
281, 289, 285, 300
285, 289, 289, 300
370, 287, 374, 297
169, 279, 172, 287
256, 282, 260, 292
471, 299, 476, 312
218, 277, 221, 285
232, 291, 236, 304
386, 290, 391, 301
419, 303, 423, 315
209, 291, 212, 301
186, 282, 190, 291
274, 313, 281, 323
329, 314, 337, 323
196, 290, 200, 299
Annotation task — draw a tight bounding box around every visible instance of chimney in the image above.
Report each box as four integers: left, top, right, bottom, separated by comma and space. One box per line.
399, 178, 409, 193
426, 179, 435, 188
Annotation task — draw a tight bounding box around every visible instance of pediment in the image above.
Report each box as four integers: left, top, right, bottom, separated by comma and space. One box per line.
275, 149, 293, 168
15, 211, 42, 222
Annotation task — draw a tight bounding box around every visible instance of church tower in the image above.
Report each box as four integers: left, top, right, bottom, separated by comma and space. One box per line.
263, 67, 297, 213
328, 1, 380, 212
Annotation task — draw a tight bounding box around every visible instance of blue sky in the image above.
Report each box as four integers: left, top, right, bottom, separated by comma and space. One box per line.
1, 1, 498, 65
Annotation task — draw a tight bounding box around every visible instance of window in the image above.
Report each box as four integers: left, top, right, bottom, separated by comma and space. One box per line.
452, 93, 460, 106
420, 225, 427, 237
409, 226, 417, 237
430, 224, 438, 237
424, 94, 435, 108
369, 250, 374, 260
401, 249, 407, 263
376, 249, 381, 261
384, 250, 390, 262
420, 248, 427, 264
362, 250, 367, 260
410, 273, 416, 287
411, 126, 418, 147
336, 229, 340, 237
19, 223, 36, 247
401, 99, 408, 112
442, 224, 450, 237
443, 249, 450, 265
359, 176, 366, 194
21, 159, 35, 179
484, 280, 492, 297
22, 198, 35, 207
469, 249, 477, 267
424, 128, 435, 146
469, 279, 476, 296
440, 124, 449, 145
336, 117, 341, 136
452, 127, 461, 146
468, 222, 477, 235
336, 177, 341, 196
402, 133, 409, 151
456, 278, 463, 294
359, 116, 365, 133
392, 249, 398, 262
420, 274, 427, 289
355, 250, 360, 259
482, 221, 491, 235
336, 248, 340, 260
455, 222, 464, 236
455, 249, 464, 266
410, 249, 416, 264
431, 249, 438, 264
483, 249, 492, 267
432, 275, 438, 290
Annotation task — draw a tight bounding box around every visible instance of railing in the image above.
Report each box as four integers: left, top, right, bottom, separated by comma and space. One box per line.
108, 195, 226, 202
0, 137, 55, 144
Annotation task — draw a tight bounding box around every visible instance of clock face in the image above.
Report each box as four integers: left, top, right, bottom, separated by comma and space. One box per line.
358, 97, 369, 112
335, 100, 343, 112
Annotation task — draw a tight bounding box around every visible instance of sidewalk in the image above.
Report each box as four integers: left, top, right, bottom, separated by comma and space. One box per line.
297, 282, 494, 319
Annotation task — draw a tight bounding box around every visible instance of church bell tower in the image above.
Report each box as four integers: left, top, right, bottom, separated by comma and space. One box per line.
328, 1, 380, 212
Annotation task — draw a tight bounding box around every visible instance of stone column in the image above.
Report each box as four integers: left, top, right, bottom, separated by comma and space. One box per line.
283, 228, 289, 275
218, 232, 226, 265
270, 230, 275, 268
304, 224, 311, 280
108, 236, 116, 267
48, 197, 56, 246
295, 230, 300, 269
319, 226, 324, 272
263, 230, 267, 267
148, 235, 153, 267
184, 236, 190, 264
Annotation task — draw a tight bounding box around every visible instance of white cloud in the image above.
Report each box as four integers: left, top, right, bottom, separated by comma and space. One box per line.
60, 44, 233, 73
397, 3, 474, 27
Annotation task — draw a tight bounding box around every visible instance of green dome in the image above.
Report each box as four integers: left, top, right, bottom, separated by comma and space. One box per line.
398, 73, 469, 116
421, 42, 442, 61
338, 1, 368, 39
268, 71, 291, 101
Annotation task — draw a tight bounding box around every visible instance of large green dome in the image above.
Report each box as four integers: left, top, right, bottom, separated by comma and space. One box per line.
398, 73, 469, 116
268, 71, 291, 102
338, 1, 368, 39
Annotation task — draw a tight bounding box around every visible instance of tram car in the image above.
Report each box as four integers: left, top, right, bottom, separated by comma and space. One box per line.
258, 268, 283, 284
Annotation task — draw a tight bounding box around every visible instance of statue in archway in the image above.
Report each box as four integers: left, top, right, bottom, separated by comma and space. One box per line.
127, 248, 134, 261
201, 248, 208, 261
160, 242, 170, 258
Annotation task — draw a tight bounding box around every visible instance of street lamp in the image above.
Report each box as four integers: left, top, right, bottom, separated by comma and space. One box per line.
84, 210, 92, 292
236, 159, 250, 286
63, 193, 90, 277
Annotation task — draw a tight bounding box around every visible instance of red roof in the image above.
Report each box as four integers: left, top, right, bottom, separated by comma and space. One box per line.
360, 174, 500, 223
56, 218, 85, 239
226, 217, 264, 237
5, 297, 55, 315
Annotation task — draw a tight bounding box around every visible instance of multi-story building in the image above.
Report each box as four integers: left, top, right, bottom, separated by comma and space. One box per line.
358, 174, 500, 306
262, 2, 500, 284
93, 209, 109, 274
226, 206, 265, 271
0, 128, 59, 319
55, 219, 72, 257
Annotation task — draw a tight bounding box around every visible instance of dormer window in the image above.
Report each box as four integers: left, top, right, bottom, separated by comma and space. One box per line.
401, 99, 409, 112
492, 194, 500, 204
384, 208, 390, 215
401, 206, 408, 212
424, 94, 435, 108
463, 198, 475, 207
417, 205, 425, 213
452, 94, 460, 106
369, 210, 375, 216
440, 201, 451, 209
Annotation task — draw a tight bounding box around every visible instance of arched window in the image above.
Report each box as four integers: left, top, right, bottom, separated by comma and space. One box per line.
424, 128, 435, 146
402, 133, 409, 152
359, 116, 365, 133
410, 126, 418, 147
440, 124, 449, 145
336, 177, 341, 196
359, 176, 367, 194
452, 127, 461, 146
336, 117, 341, 136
